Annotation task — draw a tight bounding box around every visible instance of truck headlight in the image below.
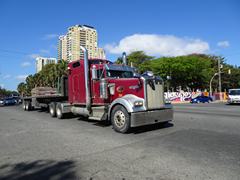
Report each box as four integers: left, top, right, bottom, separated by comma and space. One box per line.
165, 99, 171, 104
134, 101, 143, 107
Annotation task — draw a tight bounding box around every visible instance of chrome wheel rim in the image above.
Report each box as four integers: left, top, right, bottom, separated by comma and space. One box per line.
50, 106, 54, 115
114, 110, 125, 128
56, 107, 61, 116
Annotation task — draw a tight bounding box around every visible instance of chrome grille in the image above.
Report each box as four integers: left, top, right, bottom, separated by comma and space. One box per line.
145, 79, 164, 109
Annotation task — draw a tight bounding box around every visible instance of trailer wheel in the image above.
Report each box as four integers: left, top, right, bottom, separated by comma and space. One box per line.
49, 102, 57, 117
22, 101, 26, 110
25, 101, 32, 111
56, 103, 65, 119
111, 105, 131, 133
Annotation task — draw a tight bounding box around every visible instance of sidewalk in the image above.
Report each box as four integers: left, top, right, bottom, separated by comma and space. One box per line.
171, 100, 227, 104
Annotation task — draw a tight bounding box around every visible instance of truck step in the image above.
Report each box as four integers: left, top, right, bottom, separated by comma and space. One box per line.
88, 116, 102, 121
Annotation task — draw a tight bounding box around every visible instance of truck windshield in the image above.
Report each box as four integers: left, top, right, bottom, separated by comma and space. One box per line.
229, 90, 240, 95
106, 70, 133, 79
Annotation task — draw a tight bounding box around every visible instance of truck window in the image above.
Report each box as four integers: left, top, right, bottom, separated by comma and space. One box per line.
106, 70, 133, 79
73, 61, 80, 68
97, 69, 105, 78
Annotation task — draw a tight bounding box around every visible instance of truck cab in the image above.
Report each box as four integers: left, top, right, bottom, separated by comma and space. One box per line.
67, 46, 173, 133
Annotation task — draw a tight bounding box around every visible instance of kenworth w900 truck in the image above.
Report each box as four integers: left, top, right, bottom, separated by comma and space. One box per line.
23, 46, 173, 133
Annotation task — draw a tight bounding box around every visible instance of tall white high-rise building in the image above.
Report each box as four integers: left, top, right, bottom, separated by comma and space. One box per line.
66, 25, 98, 61
58, 35, 67, 60
58, 25, 106, 62
36, 57, 57, 73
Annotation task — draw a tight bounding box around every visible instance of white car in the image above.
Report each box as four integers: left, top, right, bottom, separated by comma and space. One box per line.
0, 98, 4, 104
228, 89, 240, 104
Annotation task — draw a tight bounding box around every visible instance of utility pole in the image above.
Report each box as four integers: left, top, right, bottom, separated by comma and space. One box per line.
218, 56, 222, 101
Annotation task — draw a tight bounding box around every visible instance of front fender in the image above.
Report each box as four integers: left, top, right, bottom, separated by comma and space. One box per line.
108, 94, 146, 120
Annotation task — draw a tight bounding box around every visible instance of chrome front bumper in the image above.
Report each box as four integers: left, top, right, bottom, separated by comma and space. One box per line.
130, 108, 174, 127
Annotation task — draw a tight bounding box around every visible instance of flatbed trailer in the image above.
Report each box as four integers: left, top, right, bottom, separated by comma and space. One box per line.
23, 94, 68, 109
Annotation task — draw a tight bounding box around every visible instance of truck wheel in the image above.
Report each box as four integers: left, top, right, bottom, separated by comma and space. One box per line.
49, 102, 57, 117
56, 103, 65, 119
22, 101, 26, 110
25, 101, 32, 111
111, 105, 131, 133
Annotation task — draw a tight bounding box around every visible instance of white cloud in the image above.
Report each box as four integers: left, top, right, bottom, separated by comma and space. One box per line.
3, 75, 11, 79
217, 41, 230, 47
0, 84, 4, 87
104, 34, 211, 56
21, 62, 31, 66
15, 75, 28, 80
28, 54, 40, 59
40, 49, 50, 53
41, 34, 59, 40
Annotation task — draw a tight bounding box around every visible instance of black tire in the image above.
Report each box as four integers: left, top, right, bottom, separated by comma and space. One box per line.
49, 102, 57, 117
111, 105, 131, 133
22, 101, 26, 110
25, 101, 32, 111
56, 103, 65, 119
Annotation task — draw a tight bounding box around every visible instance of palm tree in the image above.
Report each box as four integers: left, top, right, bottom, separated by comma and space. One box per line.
56, 60, 69, 77
17, 82, 26, 97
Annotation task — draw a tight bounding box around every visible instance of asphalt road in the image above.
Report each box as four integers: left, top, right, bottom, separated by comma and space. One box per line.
0, 102, 239, 180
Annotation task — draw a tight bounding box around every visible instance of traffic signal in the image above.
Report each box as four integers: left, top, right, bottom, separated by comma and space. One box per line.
228, 69, 231, 74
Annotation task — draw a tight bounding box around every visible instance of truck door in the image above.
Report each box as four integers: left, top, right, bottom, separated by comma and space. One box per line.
72, 75, 79, 103
70, 61, 85, 103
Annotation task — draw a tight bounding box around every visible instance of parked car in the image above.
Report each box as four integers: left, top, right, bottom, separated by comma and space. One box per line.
190, 96, 213, 103
3, 98, 16, 105
228, 89, 240, 104
18, 97, 22, 104
0, 98, 4, 104
13, 97, 21, 104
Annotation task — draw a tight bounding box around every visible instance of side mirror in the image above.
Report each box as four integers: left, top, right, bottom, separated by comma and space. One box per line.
133, 73, 139, 78
165, 75, 172, 83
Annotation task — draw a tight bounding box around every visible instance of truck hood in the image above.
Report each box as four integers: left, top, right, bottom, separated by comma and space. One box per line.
108, 78, 144, 99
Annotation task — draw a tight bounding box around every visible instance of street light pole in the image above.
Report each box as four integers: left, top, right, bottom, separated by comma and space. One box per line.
218, 56, 222, 101
210, 73, 218, 97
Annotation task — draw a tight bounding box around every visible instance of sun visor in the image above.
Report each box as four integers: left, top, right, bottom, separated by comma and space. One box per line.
103, 64, 134, 72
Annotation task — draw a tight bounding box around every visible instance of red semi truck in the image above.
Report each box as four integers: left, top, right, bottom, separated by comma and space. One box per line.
23, 46, 173, 133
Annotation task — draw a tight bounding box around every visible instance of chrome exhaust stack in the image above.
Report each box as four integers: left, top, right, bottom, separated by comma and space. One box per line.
80, 46, 91, 112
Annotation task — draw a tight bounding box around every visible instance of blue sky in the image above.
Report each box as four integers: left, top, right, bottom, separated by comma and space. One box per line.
0, 0, 239, 91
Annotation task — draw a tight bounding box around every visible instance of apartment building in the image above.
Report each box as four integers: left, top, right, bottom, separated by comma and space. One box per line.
36, 57, 57, 73
58, 35, 67, 60
97, 47, 106, 59
58, 25, 106, 61
67, 25, 99, 61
